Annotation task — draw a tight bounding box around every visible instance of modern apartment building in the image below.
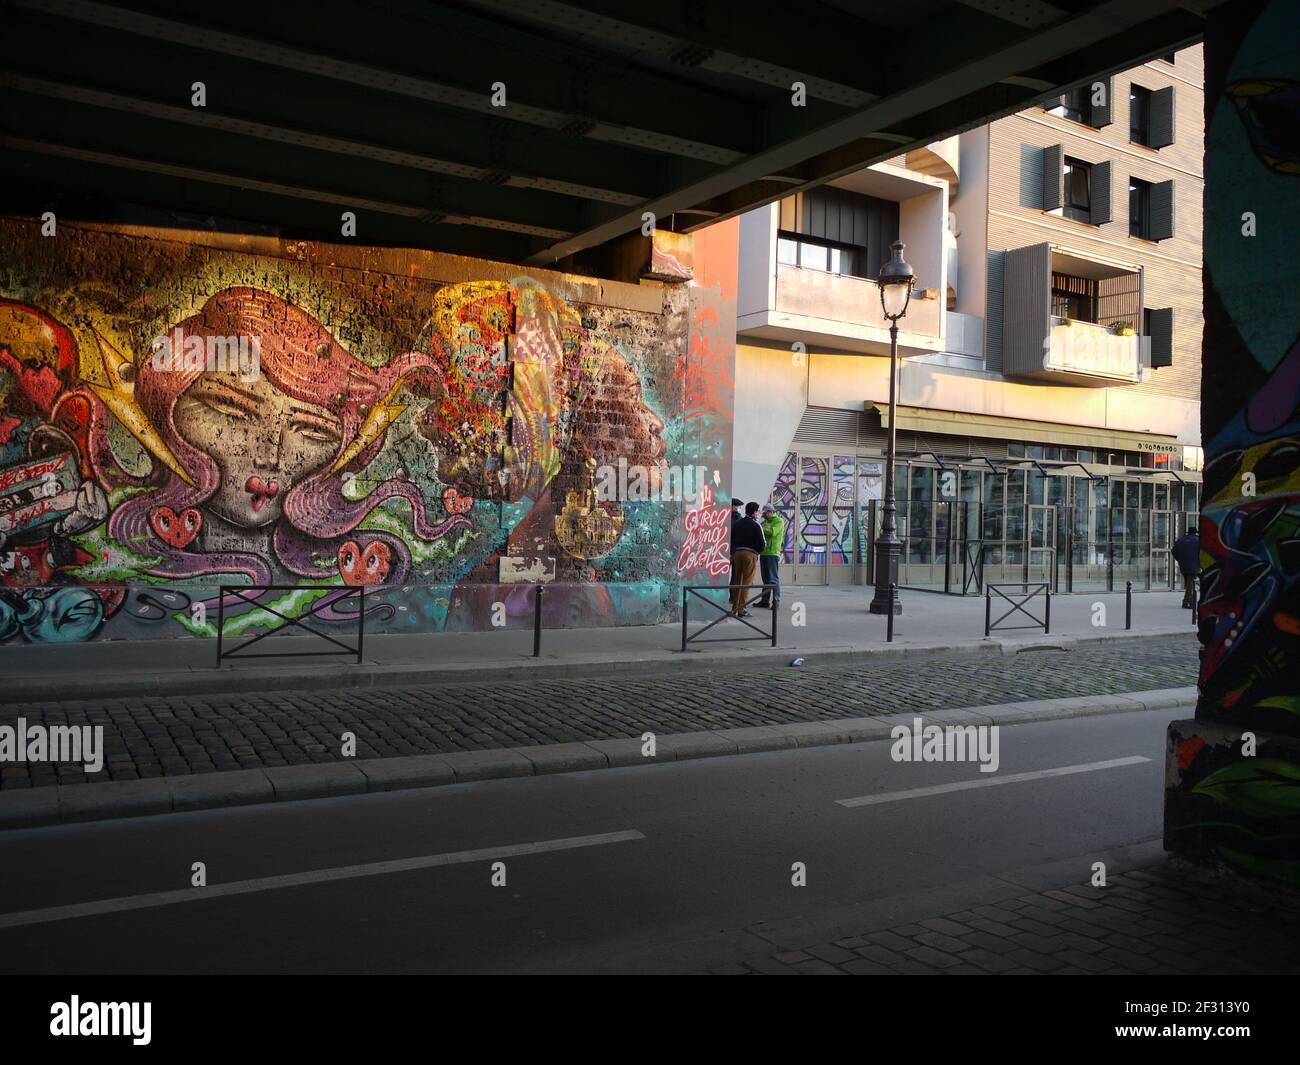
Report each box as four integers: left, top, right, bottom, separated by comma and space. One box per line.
730, 46, 1205, 597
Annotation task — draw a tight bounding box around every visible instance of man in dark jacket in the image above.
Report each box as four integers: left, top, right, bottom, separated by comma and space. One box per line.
730, 502, 766, 617
1172, 526, 1200, 608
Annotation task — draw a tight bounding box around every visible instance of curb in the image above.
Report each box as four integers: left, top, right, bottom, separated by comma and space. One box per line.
0, 625, 1195, 704
0, 686, 1198, 830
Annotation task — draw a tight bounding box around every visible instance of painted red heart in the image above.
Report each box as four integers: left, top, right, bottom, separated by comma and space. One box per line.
149, 506, 202, 549
443, 487, 473, 515
338, 539, 392, 586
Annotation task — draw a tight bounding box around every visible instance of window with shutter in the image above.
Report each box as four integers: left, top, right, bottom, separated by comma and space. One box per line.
1130, 85, 1152, 145
1092, 76, 1113, 128
1091, 160, 1113, 225
1149, 180, 1175, 240
1042, 144, 1064, 211
1062, 157, 1092, 223
1149, 86, 1175, 148
1130, 178, 1153, 238
775, 187, 899, 278
1146, 308, 1174, 367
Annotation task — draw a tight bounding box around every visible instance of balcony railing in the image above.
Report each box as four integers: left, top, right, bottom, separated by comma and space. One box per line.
1044, 317, 1142, 382
773, 264, 943, 339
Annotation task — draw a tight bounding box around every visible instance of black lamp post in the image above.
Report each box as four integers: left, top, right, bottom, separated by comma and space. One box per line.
869, 239, 914, 616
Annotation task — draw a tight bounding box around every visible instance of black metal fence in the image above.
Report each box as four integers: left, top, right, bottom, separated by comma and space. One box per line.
984, 582, 1050, 636
216, 584, 365, 665
681, 584, 778, 651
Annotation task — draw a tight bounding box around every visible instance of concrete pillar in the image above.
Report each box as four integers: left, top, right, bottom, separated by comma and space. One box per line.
1164, 0, 1300, 883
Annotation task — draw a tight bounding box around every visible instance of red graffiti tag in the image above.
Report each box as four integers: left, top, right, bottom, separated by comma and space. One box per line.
676, 485, 732, 578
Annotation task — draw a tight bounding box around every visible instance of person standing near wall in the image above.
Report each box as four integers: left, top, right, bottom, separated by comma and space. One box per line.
728, 497, 744, 601
755, 503, 785, 610
730, 502, 765, 617
1172, 525, 1201, 609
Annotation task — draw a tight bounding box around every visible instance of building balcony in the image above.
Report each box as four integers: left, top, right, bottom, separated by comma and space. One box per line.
901, 136, 960, 194
737, 162, 948, 358
1001, 242, 1149, 386
749, 263, 944, 353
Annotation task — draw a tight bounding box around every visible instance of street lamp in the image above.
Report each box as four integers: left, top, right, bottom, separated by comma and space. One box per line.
869, 240, 914, 616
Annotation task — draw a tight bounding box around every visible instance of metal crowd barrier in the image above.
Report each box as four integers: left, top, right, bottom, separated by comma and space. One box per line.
984, 582, 1050, 636
681, 584, 778, 651
217, 584, 365, 665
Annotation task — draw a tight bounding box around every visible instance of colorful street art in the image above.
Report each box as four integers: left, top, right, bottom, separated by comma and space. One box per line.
798, 455, 828, 564
770, 452, 798, 565
0, 222, 733, 643
769, 450, 869, 568
830, 455, 854, 565
1165, 0, 1300, 884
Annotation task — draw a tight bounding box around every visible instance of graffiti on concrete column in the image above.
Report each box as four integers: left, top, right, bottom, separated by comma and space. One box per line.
1166, 0, 1300, 884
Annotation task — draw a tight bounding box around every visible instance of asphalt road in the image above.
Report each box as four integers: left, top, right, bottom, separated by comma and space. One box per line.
0, 705, 1182, 974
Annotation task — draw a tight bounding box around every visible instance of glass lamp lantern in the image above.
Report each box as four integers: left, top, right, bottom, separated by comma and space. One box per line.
878, 240, 914, 321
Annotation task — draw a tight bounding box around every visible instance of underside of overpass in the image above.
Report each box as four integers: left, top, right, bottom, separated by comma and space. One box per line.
2, 0, 1299, 897
1, 0, 1216, 269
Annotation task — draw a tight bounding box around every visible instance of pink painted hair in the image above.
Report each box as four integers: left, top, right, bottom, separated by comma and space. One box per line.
104, 287, 468, 599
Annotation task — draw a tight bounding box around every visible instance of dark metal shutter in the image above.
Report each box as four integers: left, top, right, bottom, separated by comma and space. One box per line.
1149, 86, 1175, 148
793, 407, 864, 448
985, 250, 1005, 373
1091, 160, 1113, 224
1149, 179, 1175, 240
1091, 76, 1113, 128
822, 189, 842, 243
784, 187, 900, 277
1148, 308, 1174, 368
1042, 144, 1064, 211
1020, 145, 1044, 208
1002, 242, 1052, 376
807, 191, 825, 238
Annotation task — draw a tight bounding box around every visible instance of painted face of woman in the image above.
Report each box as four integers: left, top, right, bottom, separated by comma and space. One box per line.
174, 369, 343, 528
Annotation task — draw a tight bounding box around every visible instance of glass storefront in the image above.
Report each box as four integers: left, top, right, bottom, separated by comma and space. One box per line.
767, 448, 1201, 593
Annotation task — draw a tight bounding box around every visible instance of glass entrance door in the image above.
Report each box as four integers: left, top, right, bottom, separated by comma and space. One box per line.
771, 451, 884, 588
1028, 504, 1057, 590
828, 456, 856, 585
1151, 509, 1173, 589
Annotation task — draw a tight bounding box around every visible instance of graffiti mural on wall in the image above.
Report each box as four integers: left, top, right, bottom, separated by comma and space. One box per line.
1165, 0, 1300, 883
0, 223, 733, 643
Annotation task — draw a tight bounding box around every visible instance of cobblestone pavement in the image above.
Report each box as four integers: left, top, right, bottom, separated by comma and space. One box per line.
712, 861, 1300, 975
0, 634, 1197, 789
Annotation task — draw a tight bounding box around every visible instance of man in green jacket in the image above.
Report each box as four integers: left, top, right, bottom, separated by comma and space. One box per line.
755, 504, 785, 609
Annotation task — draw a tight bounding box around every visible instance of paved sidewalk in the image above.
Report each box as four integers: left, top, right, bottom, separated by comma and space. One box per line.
714, 859, 1300, 975
1, 635, 1197, 791
0, 586, 1195, 702
0, 686, 1196, 828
